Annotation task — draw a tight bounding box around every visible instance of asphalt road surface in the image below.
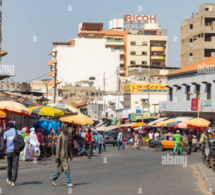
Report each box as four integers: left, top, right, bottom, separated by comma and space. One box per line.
0, 146, 208, 195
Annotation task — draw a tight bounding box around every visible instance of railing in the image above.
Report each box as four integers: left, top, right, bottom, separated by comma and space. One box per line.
106, 39, 124, 42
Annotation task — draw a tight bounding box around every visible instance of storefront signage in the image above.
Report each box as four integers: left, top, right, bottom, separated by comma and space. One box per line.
130, 112, 150, 122
191, 98, 198, 111
123, 84, 167, 94
202, 100, 211, 107
124, 15, 156, 23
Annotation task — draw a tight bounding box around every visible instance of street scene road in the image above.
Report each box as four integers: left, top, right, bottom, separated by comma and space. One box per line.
0, 146, 208, 195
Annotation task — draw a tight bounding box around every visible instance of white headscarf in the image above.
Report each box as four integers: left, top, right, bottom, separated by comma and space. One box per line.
29, 127, 40, 146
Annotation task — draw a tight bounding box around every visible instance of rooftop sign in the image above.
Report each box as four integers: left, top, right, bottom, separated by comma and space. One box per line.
124, 15, 156, 23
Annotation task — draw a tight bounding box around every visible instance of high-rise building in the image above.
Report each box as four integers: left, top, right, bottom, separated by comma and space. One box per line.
181, 4, 215, 68
126, 23, 167, 72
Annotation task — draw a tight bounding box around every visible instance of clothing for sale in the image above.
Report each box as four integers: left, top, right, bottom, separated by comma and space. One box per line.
33, 120, 60, 135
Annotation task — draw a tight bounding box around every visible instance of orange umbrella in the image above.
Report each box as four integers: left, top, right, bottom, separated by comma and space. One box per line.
0, 101, 31, 116
0, 110, 6, 118
186, 118, 211, 128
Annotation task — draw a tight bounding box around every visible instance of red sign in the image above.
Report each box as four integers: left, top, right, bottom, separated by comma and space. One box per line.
124, 15, 156, 23
191, 98, 198, 111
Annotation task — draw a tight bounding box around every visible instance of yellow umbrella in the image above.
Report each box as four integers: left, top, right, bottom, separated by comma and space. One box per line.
27, 106, 64, 116
156, 119, 177, 127
0, 101, 31, 116
60, 113, 94, 125
186, 118, 211, 128
0, 110, 7, 118
131, 122, 146, 128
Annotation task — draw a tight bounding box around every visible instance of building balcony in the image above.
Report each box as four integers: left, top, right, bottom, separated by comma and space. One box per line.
150, 55, 165, 60
48, 59, 57, 66
105, 40, 124, 46
47, 70, 56, 76
151, 46, 165, 52
120, 59, 124, 64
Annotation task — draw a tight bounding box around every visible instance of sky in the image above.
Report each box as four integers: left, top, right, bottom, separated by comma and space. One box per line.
2, 0, 215, 82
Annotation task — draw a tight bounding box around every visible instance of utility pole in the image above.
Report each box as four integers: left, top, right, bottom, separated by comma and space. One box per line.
103, 72, 105, 117
53, 63, 57, 103
45, 82, 48, 105
148, 65, 150, 112
117, 67, 120, 109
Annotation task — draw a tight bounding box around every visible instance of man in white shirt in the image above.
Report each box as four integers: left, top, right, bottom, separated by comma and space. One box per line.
154, 131, 160, 140
148, 130, 154, 147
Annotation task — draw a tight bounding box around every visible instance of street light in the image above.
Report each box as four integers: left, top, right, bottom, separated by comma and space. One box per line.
188, 91, 202, 118
135, 100, 147, 123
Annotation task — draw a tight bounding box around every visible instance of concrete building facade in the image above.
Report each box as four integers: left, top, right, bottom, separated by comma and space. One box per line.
164, 57, 215, 120
181, 4, 215, 67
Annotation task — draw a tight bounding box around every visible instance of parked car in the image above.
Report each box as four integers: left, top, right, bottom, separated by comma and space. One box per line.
104, 131, 118, 145
150, 134, 201, 152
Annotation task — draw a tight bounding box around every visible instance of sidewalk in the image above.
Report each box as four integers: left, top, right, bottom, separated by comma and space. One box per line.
197, 163, 215, 194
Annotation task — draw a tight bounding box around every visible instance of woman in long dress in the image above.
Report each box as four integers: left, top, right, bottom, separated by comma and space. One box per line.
20, 128, 30, 161
29, 127, 40, 160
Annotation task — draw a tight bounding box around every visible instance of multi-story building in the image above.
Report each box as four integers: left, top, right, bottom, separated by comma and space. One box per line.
78, 22, 127, 76
48, 38, 119, 97
127, 23, 168, 72
164, 56, 215, 121
181, 4, 215, 68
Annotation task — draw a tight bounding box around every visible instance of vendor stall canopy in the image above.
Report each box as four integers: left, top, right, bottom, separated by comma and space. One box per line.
186, 118, 211, 128
0, 101, 31, 116
28, 106, 64, 116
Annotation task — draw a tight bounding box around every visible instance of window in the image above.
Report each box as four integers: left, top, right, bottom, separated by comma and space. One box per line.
190, 39, 193, 47
189, 53, 193, 61
130, 61, 136, 65
190, 24, 193, 33
142, 51, 147, 55
207, 83, 211, 99
142, 61, 147, 65
142, 42, 147, 46
131, 51, 136, 55
88, 34, 94, 38
196, 85, 200, 98
186, 85, 190, 100
205, 8, 209, 11
114, 47, 121, 50
131, 41, 136, 46
169, 88, 173, 101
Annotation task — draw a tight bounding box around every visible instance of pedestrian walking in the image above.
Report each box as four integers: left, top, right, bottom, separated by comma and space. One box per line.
50, 127, 74, 187
117, 130, 123, 150
102, 133, 106, 152
134, 131, 140, 150
124, 136, 128, 150
85, 129, 93, 159
173, 130, 183, 155
3, 123, 23, 187
97, 132, 103, 154
148, 130, 154, 147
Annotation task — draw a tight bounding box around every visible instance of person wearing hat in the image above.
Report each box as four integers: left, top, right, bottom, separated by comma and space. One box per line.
173, 130, 183, 155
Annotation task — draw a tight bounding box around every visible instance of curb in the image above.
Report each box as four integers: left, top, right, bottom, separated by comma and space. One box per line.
196, 163, 215, 194
0, 164, 7, 170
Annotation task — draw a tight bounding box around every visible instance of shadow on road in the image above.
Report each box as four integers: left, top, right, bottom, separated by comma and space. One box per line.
17, 181, 43, 186
57, 182, 89, 187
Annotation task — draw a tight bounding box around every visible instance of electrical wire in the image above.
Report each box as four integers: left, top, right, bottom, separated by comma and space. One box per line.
26, 73, 48, 82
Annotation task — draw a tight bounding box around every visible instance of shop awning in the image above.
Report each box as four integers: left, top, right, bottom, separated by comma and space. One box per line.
106, 126, 119, 131
147, 117, 169, 126
119, 123, 134, 128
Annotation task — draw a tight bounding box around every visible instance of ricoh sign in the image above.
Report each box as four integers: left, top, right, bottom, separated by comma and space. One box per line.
124, 15, 156, 23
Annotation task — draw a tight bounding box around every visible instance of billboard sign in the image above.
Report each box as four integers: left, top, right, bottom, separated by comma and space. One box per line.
124, 15, 156, 23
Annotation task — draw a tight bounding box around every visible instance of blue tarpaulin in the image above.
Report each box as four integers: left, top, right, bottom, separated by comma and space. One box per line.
33, 120, 60, 135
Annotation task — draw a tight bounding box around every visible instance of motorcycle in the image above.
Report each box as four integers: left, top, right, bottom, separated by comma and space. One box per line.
202, 140, 212, 168
208, 138, 215, 170
176, 142, 192, 155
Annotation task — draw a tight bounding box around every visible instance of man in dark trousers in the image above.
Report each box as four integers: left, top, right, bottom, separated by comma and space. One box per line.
50, 126, 74, 187
4, 123, 21, 187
